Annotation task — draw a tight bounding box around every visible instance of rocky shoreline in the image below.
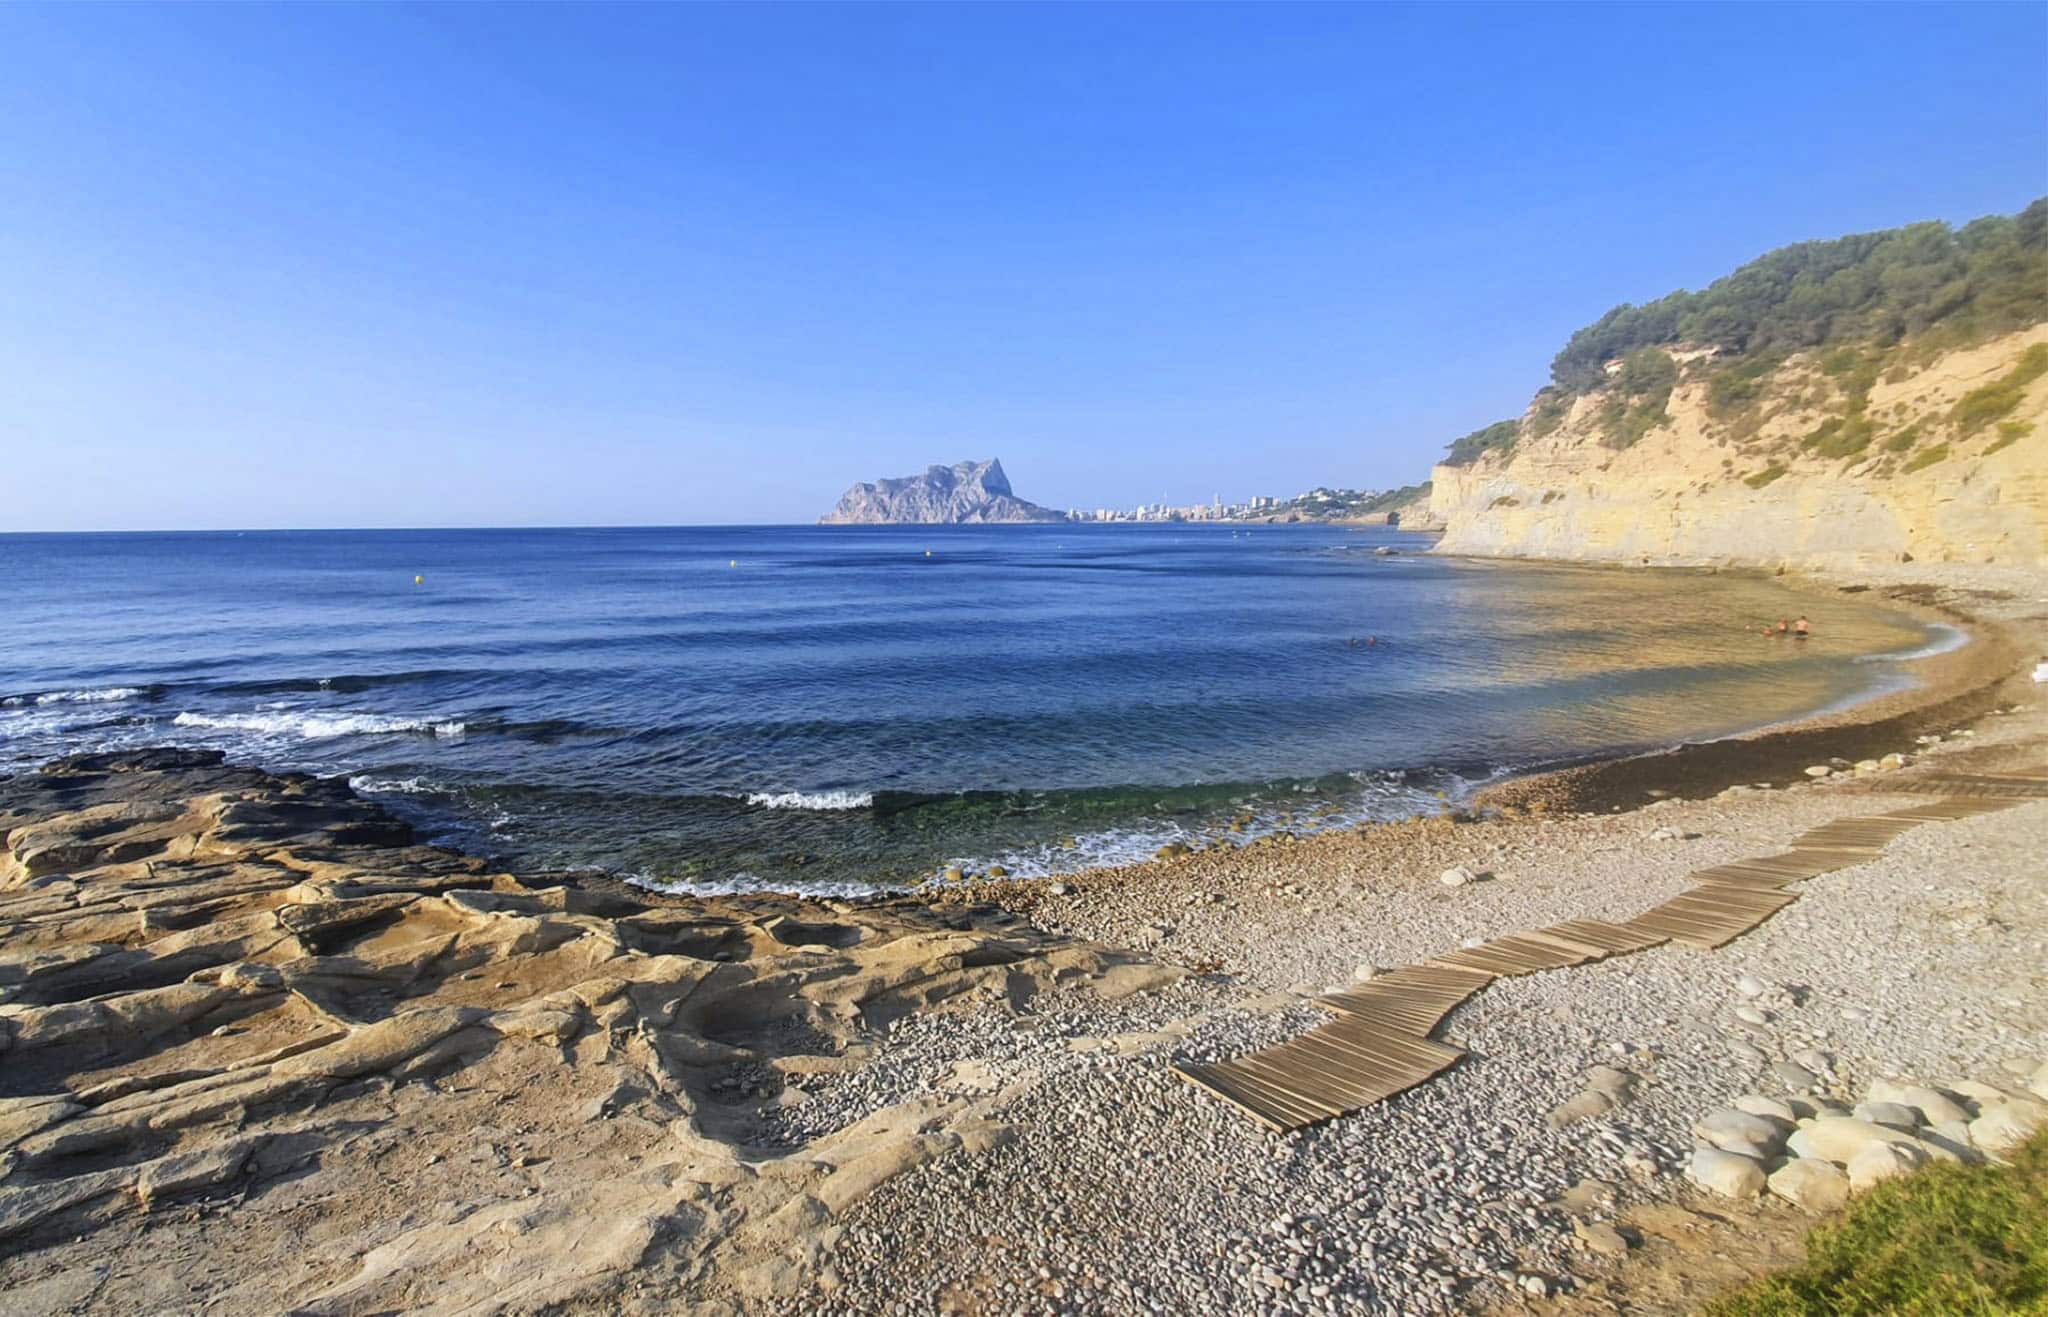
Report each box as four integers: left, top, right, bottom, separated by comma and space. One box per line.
1, 566, 2043, 1315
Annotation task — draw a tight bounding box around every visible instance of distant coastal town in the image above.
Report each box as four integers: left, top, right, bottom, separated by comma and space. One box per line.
1066, 485, 1409, 523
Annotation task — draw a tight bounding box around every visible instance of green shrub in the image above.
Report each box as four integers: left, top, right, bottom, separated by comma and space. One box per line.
1527, 389, 1572, 438
1884, 422, 1923, 453
1985, 420, 2033, 455
1744, 465, 1788, 488
1442, 419, 1521, 467
1710, 353, 1785, 415
1704, 1134, 2048, 1316
1903, 443, 1951, 473
1951, 342, 2048, 435
1803, 413, 1878, 460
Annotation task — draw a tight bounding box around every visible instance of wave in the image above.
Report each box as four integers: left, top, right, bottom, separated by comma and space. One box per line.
210, 669, 474, 696
347, 774, 442, 795
1856, 623, 1969, 663
172, 711, 467, 740
3, 686, 149, 707
744, 789, 875, 811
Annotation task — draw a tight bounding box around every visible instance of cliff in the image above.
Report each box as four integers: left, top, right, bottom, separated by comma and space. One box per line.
820, 458, 1068, 524
1428, 327, 2048, 569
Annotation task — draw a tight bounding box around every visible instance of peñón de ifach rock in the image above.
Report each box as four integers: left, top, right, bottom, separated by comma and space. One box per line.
819, 459, 1068, 524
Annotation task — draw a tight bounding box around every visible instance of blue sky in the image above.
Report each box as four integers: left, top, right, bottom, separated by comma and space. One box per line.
2, 3, 2043, 530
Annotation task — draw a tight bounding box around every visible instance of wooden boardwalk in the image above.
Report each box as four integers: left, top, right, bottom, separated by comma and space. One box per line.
1174, 773, 2038, 1133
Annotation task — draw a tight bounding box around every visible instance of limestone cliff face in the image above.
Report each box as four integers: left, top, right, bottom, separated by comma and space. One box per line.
1429, 327, 2048, 568
820, 458, 1068, 524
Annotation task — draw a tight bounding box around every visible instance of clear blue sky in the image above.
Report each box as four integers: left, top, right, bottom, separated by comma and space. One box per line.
3, 3, 2043, 530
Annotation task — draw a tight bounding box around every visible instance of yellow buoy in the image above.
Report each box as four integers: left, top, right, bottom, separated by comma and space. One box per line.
925, 549, 932, 558
414, 575, 423, 585
730, 560, 737, 567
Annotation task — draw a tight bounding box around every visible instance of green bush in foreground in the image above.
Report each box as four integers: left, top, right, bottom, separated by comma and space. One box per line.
1705, 1135, 2048, 1316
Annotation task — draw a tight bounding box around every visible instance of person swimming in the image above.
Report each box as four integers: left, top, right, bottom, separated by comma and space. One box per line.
1793, 615, 1810, 639
1776, 617, 1791, 635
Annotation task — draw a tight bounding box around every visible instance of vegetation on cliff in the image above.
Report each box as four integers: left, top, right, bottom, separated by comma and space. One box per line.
1437, 200, 2048, 472
1550, 199, 2048, 392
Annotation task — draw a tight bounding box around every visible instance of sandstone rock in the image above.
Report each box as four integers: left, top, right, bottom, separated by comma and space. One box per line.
1970, 1101, 2043, 1159
1791, 1048, 1832, 1075
1693, 1108, 1789, 1158
1557, 1178, 1618, 1217
1583, 1065, 1633, 1099
1803, 765, 1832, 778
1735, 1005, 1771, 1026
1894, 1086, 1970, 1126
1847, 1140, 1925, 1192
1733, 1094, 1796, 1122
1438, 866, 1477, 887
1767, 1157, 1850, 1212
1853, 1101, 1922, 1131
1923, 1119, 1979, 1163
1734, 973, 1770, 999
2032, 1060, 2048, 1101
1547, 1089, 1614, 1128
1688, 1146, 1765, 1199
1573, 1219, 1630, 1257
1770, 1060, 1819, 1093
1786, 1116, 1922, 1164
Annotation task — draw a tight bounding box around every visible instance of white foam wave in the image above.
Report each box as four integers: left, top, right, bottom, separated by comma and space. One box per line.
1856, 623, 1970, 663
744, 789, 874, 811
347, 774, 438, 795
3, 687, 145, 707
625, 870, 885, 900
173, 711, 467, 740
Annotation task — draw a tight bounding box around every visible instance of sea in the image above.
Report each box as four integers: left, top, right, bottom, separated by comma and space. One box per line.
0, 525, 1953, 895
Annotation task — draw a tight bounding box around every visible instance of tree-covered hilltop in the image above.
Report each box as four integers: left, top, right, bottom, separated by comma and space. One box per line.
1549, 199, 2048, 391
1438, 199, 2048, 466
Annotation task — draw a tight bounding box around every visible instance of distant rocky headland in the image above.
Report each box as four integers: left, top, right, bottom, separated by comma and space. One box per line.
819, 458, 1068, 524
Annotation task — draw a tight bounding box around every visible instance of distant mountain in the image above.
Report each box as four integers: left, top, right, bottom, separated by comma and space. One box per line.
819, 459, 1068, 524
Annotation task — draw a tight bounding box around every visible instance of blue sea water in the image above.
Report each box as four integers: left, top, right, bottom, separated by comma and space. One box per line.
0, 525, 1940, 893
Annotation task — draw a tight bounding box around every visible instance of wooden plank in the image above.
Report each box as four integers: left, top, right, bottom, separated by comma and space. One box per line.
1316, 1015, 1465, 1070
1313, 993, 1458, 1035
1173, 1063, 1302, 1132
1535, 919, 1667, 956
1230, 1050, 1366, 1113
1204, 1057, 1343, 1125
1622, 889, 1797, 948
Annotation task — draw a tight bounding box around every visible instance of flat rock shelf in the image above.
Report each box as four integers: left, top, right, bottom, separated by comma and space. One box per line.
1173, 775, 2039, 1133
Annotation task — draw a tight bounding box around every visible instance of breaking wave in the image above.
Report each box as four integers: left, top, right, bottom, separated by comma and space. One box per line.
744, 789, 875, 811
173, 711, 467, 740
3, 686, 148, 707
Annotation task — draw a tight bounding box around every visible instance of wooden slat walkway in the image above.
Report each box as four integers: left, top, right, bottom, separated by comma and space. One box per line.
1174, 772, 2040, 1132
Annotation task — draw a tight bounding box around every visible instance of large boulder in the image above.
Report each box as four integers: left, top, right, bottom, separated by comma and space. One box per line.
1970, 1102, 2043, 1159
1853, 1101, 1923, 1131
1768, 1157, 1850, 1212
1688, 1146, 1766, 1199
1847, 1140, 1926, 1192
1693, 1108, 1790, 1158
1786, 1116, 1922, 1164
